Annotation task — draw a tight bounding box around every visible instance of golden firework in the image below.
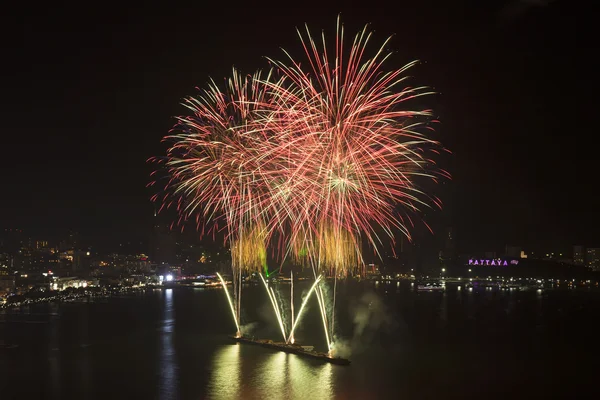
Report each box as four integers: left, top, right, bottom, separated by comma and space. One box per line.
230, 221, 267, 273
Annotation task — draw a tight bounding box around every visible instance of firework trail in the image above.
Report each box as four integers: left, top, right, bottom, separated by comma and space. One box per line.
290, 271, 294, 344
287, 275, 323, 344
217, 273, 241, 337
259, 273, 287, 342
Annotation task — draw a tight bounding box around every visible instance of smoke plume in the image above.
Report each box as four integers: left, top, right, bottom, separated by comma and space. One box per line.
240, 321, 258, 336
333, 291, 396, 358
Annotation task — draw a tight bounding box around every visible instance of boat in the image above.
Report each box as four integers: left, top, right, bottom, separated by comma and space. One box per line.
417, 282, 445, 291
230, 335, 351, 365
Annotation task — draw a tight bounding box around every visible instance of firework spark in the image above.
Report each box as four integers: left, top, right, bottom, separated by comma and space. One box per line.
286, 275, 323, 344
217, 272, 241, 337
259, 274, 287, 342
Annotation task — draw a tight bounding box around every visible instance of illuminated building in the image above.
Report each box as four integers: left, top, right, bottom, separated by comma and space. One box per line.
0, 275, 16, 295
573, 245, 584, 265
366, 264, 380, 278
50, 277, 89, 291
586, 248, 600, 271
520, 250, 528, 259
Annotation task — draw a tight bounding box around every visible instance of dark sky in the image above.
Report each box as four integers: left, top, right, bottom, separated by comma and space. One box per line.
0, 1, 593, 253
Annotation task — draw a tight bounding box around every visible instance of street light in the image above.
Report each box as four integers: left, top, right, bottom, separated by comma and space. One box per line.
441, 268, 446, 272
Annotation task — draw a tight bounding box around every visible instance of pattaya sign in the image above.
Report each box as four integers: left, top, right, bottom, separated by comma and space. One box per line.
468, 259, 519, 266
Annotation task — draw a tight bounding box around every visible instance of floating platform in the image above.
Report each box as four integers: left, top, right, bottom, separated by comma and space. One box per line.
230, 336, 351, 366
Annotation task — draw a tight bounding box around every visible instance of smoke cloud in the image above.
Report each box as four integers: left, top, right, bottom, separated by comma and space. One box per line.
333, 291, 396, 358
240, 321, 258, 336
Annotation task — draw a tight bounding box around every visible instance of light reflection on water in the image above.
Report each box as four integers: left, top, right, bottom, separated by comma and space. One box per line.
208, 345, 333, 400
48, 313, 60, 398
288, 353, 333, 399
77, 306, 92, 397
255, 351, 287, 399
159, 289, 178, 400
3, 281, 598, 399
208, 344, 241, 399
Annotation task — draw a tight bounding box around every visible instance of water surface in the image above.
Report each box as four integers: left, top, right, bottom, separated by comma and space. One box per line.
1, 281, 597, 399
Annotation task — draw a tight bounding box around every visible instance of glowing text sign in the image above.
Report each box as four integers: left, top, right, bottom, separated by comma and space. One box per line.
468, 259, 519, 266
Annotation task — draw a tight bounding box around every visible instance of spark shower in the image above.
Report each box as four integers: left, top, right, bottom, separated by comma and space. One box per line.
150, 16, 448, 355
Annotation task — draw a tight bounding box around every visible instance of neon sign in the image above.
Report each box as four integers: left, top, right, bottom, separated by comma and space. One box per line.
468, 259, 519, 266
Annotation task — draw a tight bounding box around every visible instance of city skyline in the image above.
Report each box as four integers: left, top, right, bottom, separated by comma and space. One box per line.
1, 1, 592, 252
3, 225, 600, 264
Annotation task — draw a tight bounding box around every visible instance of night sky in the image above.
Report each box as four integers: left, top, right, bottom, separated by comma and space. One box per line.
1, 1, 592, 253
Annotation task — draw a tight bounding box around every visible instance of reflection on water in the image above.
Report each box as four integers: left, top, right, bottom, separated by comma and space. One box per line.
208, 345, 333, 400
48, 315, 60, 398
288, 354, 333, 399
159, 289, 178, 400
208, 344, 241, 399
255, 352, 287, 399
3, 280, 599, 399
77, 306, 92, 397
440, 292, 448, 323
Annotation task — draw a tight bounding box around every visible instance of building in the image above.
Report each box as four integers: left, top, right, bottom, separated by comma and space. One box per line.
0, 276, 15, 295
13, 247, 33, 272
438, 227, 458, 272
586, 248, 600, 271
366, 264, 380, 279
505, 246, 522, 258
0, 228, 25, 254
59, 230, 80, 252
0, 253, 11, 271
73, 250, 92, 272
573, 245, 585, 265
444, 227, 455, 256
151, 219, 177, 265
484, 251, 497, 259
519, 251, 528, 259
51, 277, 89, 291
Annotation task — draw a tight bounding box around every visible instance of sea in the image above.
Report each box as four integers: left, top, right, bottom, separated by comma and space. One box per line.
0, 280, 598, 399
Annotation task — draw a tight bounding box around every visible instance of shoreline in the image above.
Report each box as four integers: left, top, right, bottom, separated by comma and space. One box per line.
0, 286, 151, 310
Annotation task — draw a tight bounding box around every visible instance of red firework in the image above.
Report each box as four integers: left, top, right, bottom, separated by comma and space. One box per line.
150, 17, 449, 275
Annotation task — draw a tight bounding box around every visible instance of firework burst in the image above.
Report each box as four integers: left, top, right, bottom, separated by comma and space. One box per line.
261, 16, 448, 275
150, 68, 281, 332
151, 17, 449, 344
152, 68, 277, 273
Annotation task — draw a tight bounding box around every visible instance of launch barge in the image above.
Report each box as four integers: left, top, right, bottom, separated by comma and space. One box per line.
230, 336, 351, 366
